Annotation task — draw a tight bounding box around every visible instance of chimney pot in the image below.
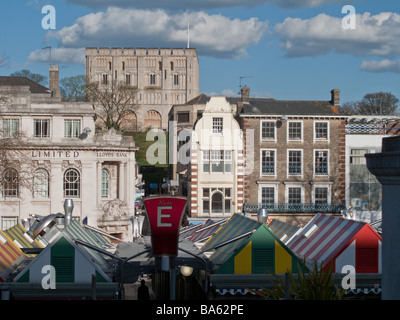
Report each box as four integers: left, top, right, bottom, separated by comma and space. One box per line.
331, 89, 340, 106
241, 85, 250, 103
49, 65, 61, 100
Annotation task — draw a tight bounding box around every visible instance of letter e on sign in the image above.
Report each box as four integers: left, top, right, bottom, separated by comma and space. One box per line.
143, 196, 187, 256
157, 206, 172, 227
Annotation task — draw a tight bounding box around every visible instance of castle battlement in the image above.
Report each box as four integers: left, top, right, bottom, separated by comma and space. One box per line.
86, 47, 197, 57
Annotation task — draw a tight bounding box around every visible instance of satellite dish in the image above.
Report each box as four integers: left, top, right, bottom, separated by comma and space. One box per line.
79, 132, 88, 140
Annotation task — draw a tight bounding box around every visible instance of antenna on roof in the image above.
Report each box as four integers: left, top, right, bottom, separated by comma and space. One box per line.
42, 46, 52, 65
187, 20, 190, 49
239, 76, 252, 89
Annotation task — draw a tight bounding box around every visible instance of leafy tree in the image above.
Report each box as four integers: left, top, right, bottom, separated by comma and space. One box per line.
9, 70, 48, 86
251, 261, 345, 300
60, 75, 86, 102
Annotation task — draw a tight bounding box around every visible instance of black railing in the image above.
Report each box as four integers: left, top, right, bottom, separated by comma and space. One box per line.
243, 202, 346, 213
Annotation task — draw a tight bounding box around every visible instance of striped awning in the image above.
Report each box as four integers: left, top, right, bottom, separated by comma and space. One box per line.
0, 230, 25, 281
3, 224, 43, 257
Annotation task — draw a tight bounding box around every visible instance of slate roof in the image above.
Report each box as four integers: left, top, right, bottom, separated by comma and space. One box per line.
181, 93, 344, 117
241, 98, 343, 116
0, 76, 50, 94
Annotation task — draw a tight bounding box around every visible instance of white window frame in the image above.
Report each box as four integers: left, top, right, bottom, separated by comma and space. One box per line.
212, 117, 223, 135
63, 168, 81, 198
33, 168, 50, 199
202, 150, 232, 174
287, 149, 303, 177
101, 169, 111, 198
257, 182, 279, 206
260, 148, 276, 177
314, 120, 330, 142
287, 120, 303, 143
201, 187, 232, 217
33, 118, 51, 138
64, 119, 81, 138
2, 118, 20, 138
2, 168, 19, 198
284, 182, 306, 204
260, 120, 277, 142
1, 216, 18, 231
314, 149, 329, 176
311, 182, 333, 204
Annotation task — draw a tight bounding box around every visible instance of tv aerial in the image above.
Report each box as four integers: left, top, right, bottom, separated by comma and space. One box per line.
238, 76, 253, 94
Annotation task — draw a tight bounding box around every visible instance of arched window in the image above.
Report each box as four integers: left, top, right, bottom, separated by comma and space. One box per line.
211, 192, 223, 214
101, 169, 110, 198
149, 73, 156, 85
2, 169, 18, 197
33, 169, 49, 198
202, 188, 232, 216
63, 168, 80, 198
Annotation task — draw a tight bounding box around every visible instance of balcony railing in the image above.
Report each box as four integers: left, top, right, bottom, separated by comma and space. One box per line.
243, 202, 346, 213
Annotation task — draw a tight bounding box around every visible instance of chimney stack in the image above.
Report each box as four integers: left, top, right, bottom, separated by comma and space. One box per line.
49, 65, 61, 100
331, 89, 340, 106
241, 85, 250, 103
63, 199, 74, 227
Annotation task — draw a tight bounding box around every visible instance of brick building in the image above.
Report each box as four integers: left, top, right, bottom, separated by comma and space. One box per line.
239, 88, 347, 224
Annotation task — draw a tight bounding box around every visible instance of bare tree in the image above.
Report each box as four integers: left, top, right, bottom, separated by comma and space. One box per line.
60, 75, 85, 102
85, 80, 139, 131
9, 70, 48, 87
355, 92, 399, 115
0, 88, 35, 196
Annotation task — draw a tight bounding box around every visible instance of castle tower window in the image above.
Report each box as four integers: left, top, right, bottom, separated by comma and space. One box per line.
149, 73, 156, 85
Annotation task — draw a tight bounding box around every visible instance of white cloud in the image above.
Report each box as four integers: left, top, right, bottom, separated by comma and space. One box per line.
65, 0, 352, 10
49, 7, 268, 59
361, 59, 400, 73
27, 47, 85, 64
275, 12, 400, 57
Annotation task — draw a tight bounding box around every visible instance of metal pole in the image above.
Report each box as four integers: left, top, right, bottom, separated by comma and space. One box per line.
91, 274, 96, 300
178, 247, 209, 294
170, 256, 175, 300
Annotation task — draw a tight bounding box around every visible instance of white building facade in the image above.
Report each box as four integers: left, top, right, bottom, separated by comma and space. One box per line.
0, 76, 138, 240
188, 97, 244, 219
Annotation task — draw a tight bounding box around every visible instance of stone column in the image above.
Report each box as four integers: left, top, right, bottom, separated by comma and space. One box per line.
118, 161, 126, 203
97, 161, 103, 207
366, 135, 400, 300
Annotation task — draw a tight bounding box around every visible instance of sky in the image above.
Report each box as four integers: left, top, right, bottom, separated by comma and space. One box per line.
1, 0, 399, 105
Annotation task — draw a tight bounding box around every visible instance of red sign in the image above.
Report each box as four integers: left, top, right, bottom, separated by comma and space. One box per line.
142, 196, 187, 256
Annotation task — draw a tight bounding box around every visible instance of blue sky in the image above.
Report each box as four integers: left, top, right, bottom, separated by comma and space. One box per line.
1, 0, 399, 105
